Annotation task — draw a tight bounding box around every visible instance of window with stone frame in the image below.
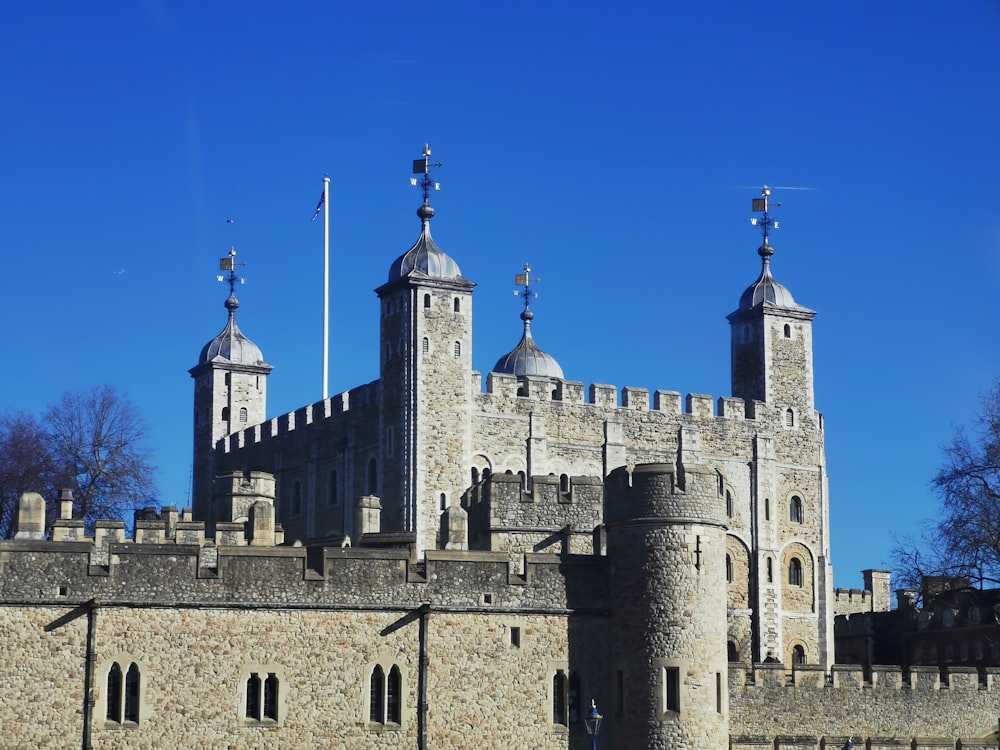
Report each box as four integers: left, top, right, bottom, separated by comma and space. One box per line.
369, 664, 402, 725
788, 557, 803, 587
789, 495, 803, 523
552, 669, 569, 726
106, 661, 141, 726
245, 672, 279, 722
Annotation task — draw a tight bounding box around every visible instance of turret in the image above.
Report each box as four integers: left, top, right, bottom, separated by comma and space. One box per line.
374, 146, 475, 552
606, 460, 729, 749
727, 185, 817, 421
190, 247, 271, 530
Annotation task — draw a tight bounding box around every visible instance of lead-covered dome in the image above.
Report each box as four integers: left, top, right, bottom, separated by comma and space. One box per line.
386, 204, 464, 282
197, 294, 268, 367
737, 244, 805, 312
492, 309, 565, 379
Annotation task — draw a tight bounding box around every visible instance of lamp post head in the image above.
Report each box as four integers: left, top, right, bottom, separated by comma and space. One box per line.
584, 699, 603, 736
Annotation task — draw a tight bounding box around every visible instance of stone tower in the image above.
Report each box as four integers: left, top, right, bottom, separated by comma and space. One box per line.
606, 460, 729, 750
374, 147, 475, 551
726, 189, 834, 667
190, 248, 271, 529
727, 187, 816, 415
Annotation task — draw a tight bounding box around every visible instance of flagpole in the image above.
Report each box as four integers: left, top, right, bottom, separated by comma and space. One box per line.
322, 176, 330, 400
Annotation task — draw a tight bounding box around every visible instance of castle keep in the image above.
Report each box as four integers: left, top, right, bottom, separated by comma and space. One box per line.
1, 156, 997, 748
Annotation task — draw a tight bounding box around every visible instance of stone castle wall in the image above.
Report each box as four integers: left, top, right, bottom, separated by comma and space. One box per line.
2, 529, 998, 748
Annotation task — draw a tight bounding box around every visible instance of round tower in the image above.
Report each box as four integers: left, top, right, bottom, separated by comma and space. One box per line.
605, 463, 729, 749
189, 247, 271, 529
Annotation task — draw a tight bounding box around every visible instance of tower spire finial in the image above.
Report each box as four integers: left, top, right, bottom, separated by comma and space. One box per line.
410, 144, 443, 219
750, 185, 781, 261
216, 246, 247, 314
514, 263, 541, 321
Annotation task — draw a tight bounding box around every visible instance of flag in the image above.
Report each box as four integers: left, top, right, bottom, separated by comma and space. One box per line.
311, 191, 325, 221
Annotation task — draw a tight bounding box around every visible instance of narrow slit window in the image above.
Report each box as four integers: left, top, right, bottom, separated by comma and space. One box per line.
124, 663, 140, 723
387, 666, 402, 724
107, 663, 123, 722
665, 666, 680, 713
552, 670, 568, 726
246, 672, 261, 720
369, 665, 385, 722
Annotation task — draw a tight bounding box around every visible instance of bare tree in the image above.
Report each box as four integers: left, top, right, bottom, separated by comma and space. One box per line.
894, 379, 1000, 593
44, 385, 157, 528
0, 411, 57, 537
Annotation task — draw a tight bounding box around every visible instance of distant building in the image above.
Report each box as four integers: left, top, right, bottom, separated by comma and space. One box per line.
837, 575, 1000, 673
1, 163, 998, 748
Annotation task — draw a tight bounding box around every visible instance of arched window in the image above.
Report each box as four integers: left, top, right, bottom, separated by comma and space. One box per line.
764, 498, 770, 520
369, 664, 402, 725
559, 474, 570, 493
471, 467, 480, 486
785, 408, 795, 428
552, 670, 568, 726
766, 557, 774, 583
454, 341, 461, 358
239, 407, 248, 423
422, 337, 429, 355
221, 406, 230, 421
423, 293, 431, 308
728, 641, 740, 662
453, 298, 461, 312
369, 665, 385, 722
789, 557, 803, 587
517, 470, 526, 491
790, 495, 803, 523
726, 490, 733, 518
328, 470, 339, 507
439, 493, 447, 511
367, 458, 378, 496
107, 661, 141, 724
246, 673, 261, 719
387, 666, 402, 724
125, 663, 140, 723
783, 323, 791, 338
726, 554, 733, 583
792, 645, 806, 665
106, 663, 123, 722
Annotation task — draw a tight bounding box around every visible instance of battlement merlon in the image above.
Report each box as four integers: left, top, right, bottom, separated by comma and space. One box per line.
0, 531, 609, 611
220, 380, 379, 453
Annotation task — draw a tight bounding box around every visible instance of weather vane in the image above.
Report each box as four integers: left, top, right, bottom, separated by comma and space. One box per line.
216, 246, 247, 297
410, 144, 442, 204
750, 185, 781, 246
513, 263, 541, 312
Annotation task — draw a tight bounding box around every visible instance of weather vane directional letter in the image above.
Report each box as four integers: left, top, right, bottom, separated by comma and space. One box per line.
217, 246, 247, 296
513, 263, 541, 312
409, 144, 443, 205
750, 185, 781, 246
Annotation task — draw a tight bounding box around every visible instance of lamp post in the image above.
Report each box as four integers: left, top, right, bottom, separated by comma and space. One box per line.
584, 699, 603, 750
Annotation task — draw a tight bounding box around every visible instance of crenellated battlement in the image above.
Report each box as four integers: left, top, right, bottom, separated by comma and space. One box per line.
462, 472, 604, 554
481, 371, 766, 421
0, 527, 609, 613
729, 662, 1000, 691
729, 662, 1000, 744
221, 379, 380, 453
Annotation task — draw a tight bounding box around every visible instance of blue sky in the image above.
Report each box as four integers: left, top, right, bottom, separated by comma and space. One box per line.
2, 1, 998, 588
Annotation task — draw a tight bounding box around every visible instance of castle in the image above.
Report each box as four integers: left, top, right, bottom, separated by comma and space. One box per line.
1, 151, 998, 748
